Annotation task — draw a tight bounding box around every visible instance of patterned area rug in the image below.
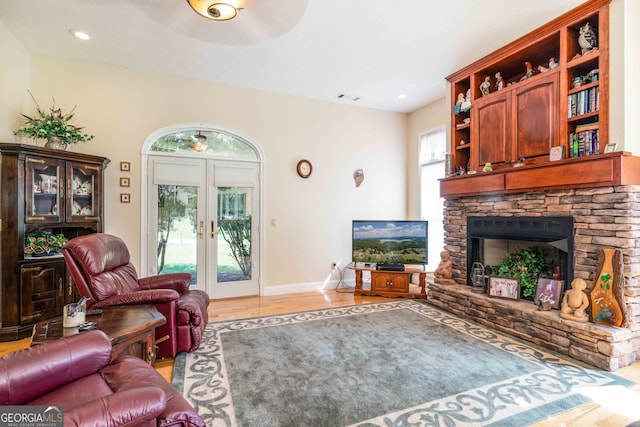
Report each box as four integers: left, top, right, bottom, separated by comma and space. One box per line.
172, 300, 633, 426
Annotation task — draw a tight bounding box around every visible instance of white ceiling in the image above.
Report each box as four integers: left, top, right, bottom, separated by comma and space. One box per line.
0, 0, 587, 113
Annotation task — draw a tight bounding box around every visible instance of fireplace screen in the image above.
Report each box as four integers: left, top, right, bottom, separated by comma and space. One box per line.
467, 216, 574, 288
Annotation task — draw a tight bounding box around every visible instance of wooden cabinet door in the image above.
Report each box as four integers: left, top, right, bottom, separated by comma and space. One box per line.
387, 273, 409, 292
66, 161, 101, 223
371, 272, 391, 291
20, 260, 64, 325
473, 93, 512, 167
514, 72, 559, 160
25, 157, 65, 224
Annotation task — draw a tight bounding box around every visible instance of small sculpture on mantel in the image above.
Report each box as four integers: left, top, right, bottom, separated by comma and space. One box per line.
560, 278, 590, 322
434, 250, 455, 285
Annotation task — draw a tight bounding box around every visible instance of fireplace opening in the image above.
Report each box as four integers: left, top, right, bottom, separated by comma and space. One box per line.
467, 216, 575, 289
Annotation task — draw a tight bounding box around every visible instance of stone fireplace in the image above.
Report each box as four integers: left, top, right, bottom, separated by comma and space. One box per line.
428, 185, 640, 371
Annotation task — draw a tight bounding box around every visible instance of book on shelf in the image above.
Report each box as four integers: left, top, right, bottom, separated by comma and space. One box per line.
570, 128, 600, 158
568, 86, 600, 118
575, 122, 599, 132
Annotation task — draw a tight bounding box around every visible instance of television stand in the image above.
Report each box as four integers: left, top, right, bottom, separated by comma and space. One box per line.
349, 265, 427, 299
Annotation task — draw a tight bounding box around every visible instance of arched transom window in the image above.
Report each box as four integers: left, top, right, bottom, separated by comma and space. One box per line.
150, 128, 258, 159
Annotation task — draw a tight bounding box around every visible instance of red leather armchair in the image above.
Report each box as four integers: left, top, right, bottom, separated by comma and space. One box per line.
62, 233, 209, 359
0, 330, 204, 427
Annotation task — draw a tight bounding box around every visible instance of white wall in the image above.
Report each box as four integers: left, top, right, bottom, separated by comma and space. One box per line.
0, 20, 29, 142
23, 55, 407, 293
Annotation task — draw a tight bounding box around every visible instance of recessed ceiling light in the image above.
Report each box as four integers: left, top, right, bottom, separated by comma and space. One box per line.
69, 29, 90, 40
397, 93, 407, 99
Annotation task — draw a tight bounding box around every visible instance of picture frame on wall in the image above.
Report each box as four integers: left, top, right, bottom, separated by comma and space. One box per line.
487, 276, 520, 300
120, 193, 131, 203
534, 278, 564, 309
120, 161, 131, 172
119, 177, 130, 187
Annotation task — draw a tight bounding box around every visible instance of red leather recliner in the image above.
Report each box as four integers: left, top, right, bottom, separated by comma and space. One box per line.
0, 330, 204, 427
62, 233, 209, 359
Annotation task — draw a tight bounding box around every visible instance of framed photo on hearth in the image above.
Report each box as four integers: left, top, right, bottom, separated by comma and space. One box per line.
534, 278, 564, 309
487, 276, 520, 300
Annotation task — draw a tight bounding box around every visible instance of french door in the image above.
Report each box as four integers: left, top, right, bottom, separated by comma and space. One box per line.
147, 156, 259, 299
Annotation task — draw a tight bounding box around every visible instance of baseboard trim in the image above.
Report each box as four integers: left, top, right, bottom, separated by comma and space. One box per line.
262, 280, 340, 296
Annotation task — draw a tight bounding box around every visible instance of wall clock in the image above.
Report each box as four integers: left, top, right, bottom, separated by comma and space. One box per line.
296, 159, 313, 178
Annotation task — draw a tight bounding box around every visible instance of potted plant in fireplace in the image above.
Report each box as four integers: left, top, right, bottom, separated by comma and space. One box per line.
489, 246, 552, 300
24, 230, 69, 257
13, 91, 95, 150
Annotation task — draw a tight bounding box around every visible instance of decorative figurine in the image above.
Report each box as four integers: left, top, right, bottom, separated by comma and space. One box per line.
548, 57, 559, 69
520, 61, 534, 81
479, 76, 491, 96
578, 22, 598, 56
560, 278, 590, 322
585, 68, 599, 83
512, 157, 525, 167
482, 163, 493, 172
495, 72, 505, 90
460, 89, 472, 112
434, 250, 455, 285
453, 93, 465, 114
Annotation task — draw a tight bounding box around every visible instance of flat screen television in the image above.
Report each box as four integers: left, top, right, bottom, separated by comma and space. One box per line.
352, 220, 428, 265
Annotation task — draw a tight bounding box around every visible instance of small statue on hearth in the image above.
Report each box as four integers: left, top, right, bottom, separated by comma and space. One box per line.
479, 76, 491, 96
434, 250, 455, 285
559, 278, 589, 322
495, 72, 505, 90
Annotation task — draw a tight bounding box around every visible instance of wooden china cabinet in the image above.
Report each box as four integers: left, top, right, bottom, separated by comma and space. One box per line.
0, 143, 110, 341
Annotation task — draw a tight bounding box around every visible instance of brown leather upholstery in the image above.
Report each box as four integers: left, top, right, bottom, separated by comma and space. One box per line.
62, 233, 209, 358
0, 330, 204, 427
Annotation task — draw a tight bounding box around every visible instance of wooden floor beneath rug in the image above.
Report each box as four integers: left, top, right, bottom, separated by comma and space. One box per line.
3, 289, 640, 426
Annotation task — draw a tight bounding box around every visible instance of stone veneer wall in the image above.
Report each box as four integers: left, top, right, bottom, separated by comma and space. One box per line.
432, 185, 640, 370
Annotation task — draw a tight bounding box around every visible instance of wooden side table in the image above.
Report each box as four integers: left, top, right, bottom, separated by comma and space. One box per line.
31, 305, 166, 365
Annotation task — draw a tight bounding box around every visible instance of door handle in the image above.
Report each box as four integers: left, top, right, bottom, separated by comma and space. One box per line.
198, 221, 204, 239
211, 220, 215, 238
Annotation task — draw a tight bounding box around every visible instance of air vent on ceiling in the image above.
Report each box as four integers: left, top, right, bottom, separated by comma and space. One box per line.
336, 94, 361, 102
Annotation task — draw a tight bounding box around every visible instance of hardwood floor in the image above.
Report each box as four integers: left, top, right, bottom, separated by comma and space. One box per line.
3, 290, 640, 426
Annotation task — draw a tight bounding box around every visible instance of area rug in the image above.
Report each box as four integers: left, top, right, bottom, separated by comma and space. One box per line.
172, 300, 634, 426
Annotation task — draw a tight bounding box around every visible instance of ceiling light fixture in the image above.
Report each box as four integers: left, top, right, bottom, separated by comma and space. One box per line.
69, 29, 90, 40
186, 0, 245, 21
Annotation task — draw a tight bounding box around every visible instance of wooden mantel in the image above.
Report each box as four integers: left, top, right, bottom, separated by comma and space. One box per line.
440, 151, 640, 198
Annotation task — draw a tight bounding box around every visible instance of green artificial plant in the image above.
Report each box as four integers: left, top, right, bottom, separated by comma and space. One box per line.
14, 91, 94, 145
489, 246, 552, 299
25, 230, 69, 256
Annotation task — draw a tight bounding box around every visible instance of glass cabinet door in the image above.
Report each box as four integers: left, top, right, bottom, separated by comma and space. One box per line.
66, 162, 101, 222
25, 157, 64, 224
